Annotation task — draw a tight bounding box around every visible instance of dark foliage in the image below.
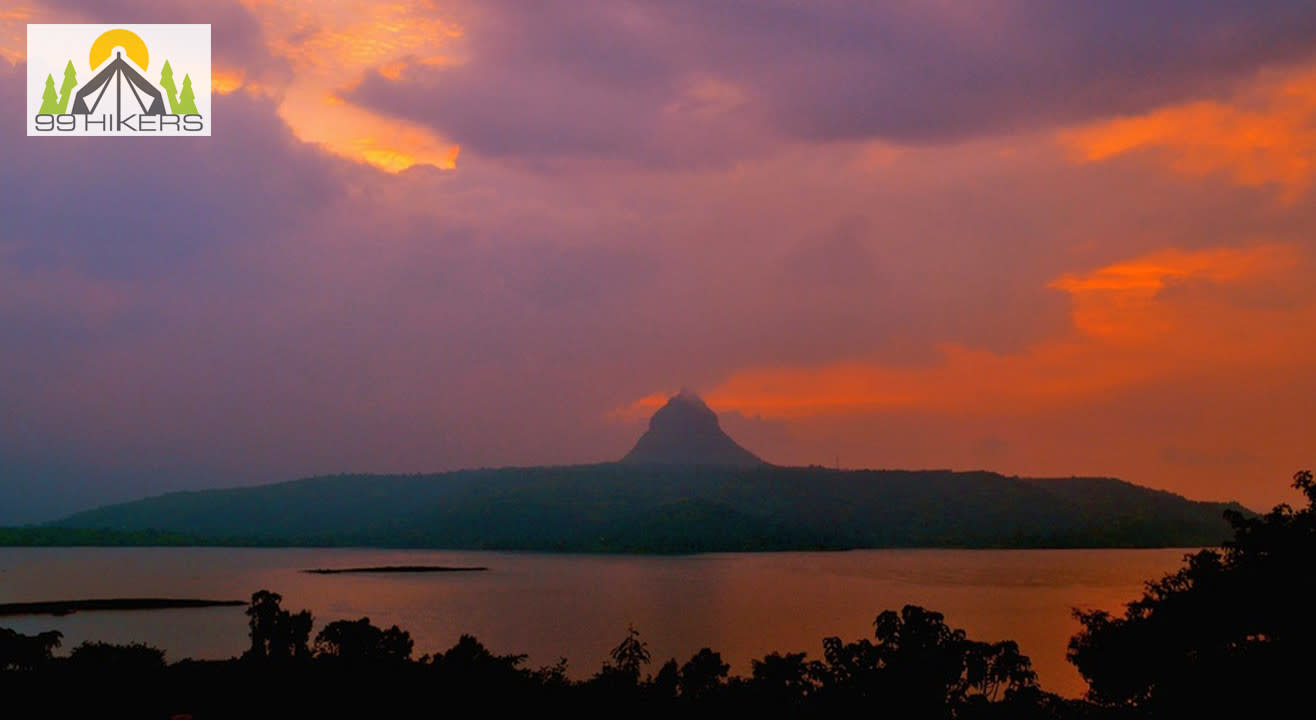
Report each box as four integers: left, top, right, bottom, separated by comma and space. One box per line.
0, 627, 61, 670
0, 589, 1071, 718
243, 589, 313, 661
1069, 470, 1316, 717
677, 647, 730, 700
813, 604, 1040, 718
314, 617, 413, 664
67, 641, 166, 672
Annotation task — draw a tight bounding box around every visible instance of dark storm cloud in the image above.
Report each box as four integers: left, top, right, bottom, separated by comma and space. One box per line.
347, 0, 1316, 162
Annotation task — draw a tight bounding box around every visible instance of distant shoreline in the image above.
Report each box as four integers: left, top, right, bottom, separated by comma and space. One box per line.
0, 598, 246, 617
11, 466, 1246, 553
304, 565, 488, 574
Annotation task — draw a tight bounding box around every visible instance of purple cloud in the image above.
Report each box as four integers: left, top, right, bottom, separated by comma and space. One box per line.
347, 0, 1316, 163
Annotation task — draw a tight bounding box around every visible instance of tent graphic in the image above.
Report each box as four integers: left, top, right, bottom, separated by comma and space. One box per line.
71, 51, 165, 117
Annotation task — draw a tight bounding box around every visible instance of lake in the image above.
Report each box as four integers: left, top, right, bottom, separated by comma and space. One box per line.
0, 547, 1195, 697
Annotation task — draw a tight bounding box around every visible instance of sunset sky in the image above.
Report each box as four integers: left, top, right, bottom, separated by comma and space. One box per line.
2, 1, 1315, 522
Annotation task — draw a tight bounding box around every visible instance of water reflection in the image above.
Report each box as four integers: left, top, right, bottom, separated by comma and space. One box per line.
0, 547, 1192, 697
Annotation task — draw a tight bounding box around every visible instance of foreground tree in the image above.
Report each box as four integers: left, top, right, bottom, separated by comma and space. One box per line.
1069, 470, 1316, 716
749, 651, 823, 706
243, 589, 313, 661
0, 628, 61, 671
594, 624, 650, 687
314, 617, 413, 664
678, 648, 730, 700
816, 605, 1040, 718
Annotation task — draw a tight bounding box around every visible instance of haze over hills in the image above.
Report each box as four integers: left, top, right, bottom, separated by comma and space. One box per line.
13, 392, 1247, 552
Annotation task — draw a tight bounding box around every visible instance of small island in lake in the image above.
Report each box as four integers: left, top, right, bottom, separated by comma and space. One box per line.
0, 598, 246, 617
304, 565, 488, 574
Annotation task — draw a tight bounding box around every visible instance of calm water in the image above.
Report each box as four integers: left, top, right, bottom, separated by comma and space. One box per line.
0, 547, 1194, 697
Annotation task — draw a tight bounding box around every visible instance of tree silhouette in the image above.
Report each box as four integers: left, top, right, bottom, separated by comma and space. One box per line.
159, 60, 180, 113
678, 648, 729, 700
38, 75, 59, 114
591, 623, 651, 691
0, 628, 62, 670
243, 589, 312, 661
1068, 469, 1316, 717
650, 658, 680, 699
750, 651, 823, 705
817, 605, 1039, 718
178, 74, 198, 114
963, 640, 1036, 703
56, 60, 77, 114
426, 634, 530, 697
314, 617, 413, 664
609, 624, 650, 679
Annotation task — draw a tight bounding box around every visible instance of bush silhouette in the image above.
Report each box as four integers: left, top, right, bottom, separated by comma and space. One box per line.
68, 641, 165, 672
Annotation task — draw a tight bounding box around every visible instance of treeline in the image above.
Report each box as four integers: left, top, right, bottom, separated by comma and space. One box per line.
2, 470, 1312, 718
1, 591, 1069, 719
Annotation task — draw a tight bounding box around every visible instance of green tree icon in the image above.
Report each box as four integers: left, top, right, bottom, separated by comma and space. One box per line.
56, 60, 78, 114
38, 74, 59, 114
178, 73, 198, 114
160, 60, 180, 113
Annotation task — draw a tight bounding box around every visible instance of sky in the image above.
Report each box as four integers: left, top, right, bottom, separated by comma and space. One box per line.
2, 0, 1315, 523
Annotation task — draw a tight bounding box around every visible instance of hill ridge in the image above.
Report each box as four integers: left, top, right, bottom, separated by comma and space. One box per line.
42, 463, 1245, 552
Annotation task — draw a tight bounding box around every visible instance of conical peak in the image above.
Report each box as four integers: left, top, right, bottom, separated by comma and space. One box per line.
650, 389, 718, 430
675, 386, 705, 405
622, 390, 764, 467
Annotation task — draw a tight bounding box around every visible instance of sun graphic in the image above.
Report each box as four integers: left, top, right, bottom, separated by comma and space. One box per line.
89, 28, 149, 71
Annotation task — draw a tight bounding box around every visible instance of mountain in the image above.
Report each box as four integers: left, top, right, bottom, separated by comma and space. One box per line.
15, 392, 1247, 552
36, 466, 1243, 552
621, 389, 764, 467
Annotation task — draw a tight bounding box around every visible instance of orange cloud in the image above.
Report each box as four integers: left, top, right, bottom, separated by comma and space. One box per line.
378, 55, 459, 80
351, 138, 460, 173
1061, 66, 1316, 201
237, 0, 465, 173
630, 244, 1312, 420
0, 6, 32, 62
1049, 245, 1300, 340
211, 68, 246, 95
